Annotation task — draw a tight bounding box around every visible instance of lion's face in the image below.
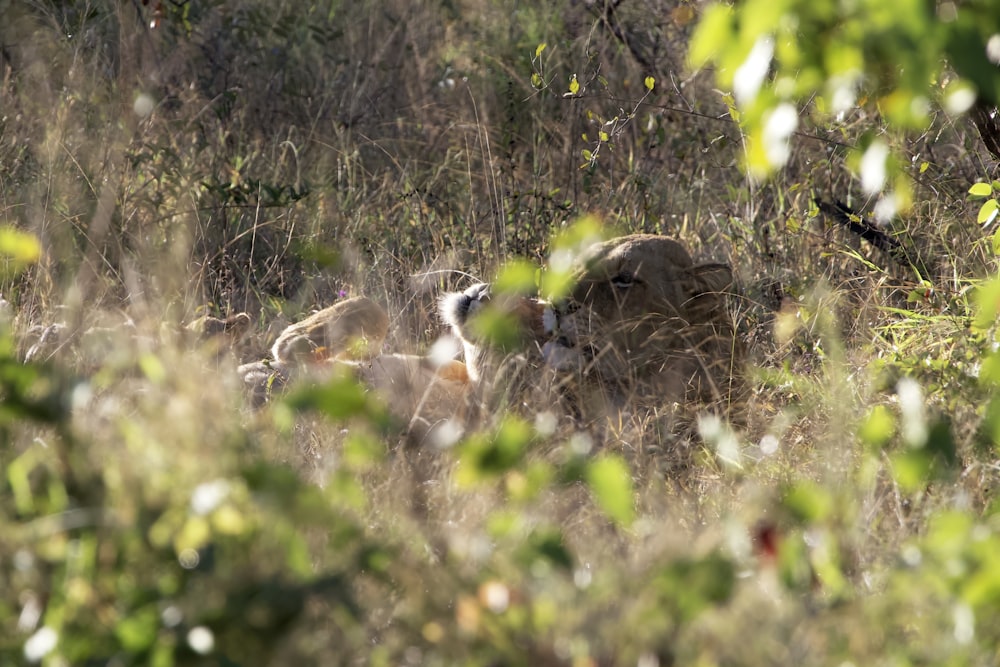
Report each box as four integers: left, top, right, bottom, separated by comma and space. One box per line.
544, 234, 736, 403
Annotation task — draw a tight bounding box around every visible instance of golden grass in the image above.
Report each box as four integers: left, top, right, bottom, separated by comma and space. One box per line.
3, 1, 999, 665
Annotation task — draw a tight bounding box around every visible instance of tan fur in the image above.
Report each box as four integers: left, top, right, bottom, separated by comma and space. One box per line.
240, 297, 470, 442
438, 282, 548, 384
271, 297, 389, 364
545, 234, 738, 410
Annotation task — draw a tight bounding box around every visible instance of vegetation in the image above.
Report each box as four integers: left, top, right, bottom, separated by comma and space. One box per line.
2, 0, 1000, 664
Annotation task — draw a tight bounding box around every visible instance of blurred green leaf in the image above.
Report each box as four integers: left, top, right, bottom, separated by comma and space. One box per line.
783, 481, 834, 523
328, 469, 367, 510
924, 511, 973, 559
456, 417, 534, 484
516, 528, 573, 572
688, 4, 732, 68
0, 226, 41, 275
540, 216, 608, 301
892, 415, 957, 492
505, 461, 553, 503
139, 353, 167, 385
585, 455, 635, 528
342, 432, 386, 470
114, 605, 159, 653
655, 552, 735, 621
973, 276, 1000, 330
858, 404, 896, 450
486, 509, 524, 538
470, 304, 529, 352
925, 417, 958, 471
891, 449, 932, 493
284, 371, 383, 424
777, 531, 815, 592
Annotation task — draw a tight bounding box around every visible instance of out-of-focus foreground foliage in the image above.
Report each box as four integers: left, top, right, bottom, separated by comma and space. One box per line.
692, 0, 1000, 187
3, 0, 1000, 665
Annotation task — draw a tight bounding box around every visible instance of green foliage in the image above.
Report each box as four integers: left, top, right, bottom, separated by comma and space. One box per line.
456, 417, 535, 485
690, 0, 1000, 187
584, 455, 636, 528
539, 215, 609, 301
0, 227, 41, 278
653, 552, 736, 623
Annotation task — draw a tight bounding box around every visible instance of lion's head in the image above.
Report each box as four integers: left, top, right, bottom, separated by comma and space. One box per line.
543, 234, 738, 406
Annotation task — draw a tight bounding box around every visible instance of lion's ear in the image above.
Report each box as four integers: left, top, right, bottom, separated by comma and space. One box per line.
685, 263, 733, 296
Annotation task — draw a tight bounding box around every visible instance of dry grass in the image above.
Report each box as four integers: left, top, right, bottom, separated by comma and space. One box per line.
3, 1, 1000, 665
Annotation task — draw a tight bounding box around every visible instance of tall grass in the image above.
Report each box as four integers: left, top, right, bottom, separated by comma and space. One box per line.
3, 1, 1000, 665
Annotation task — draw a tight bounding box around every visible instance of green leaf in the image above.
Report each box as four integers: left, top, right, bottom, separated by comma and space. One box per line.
688, 4, 733, 68
328, 469, 367, 510
969, 182, 993, 198
783, 481, 834, 522
494, 259, 539, 294
585, 455, 635, 527
469, 304, 529, 352
655, 552, 735, 621
540, 215, 608, 300
284, 370, 372, 420
456, 417, 534, 484
973, 276, 1000, 329
517, 528, 573, 572
890, 449, 932, 493
977, 198, 998, 225
505, 461, 553, 503
342, 432, 385, 469
858, 404, 896, 450
0, 227, 41, 275
115, 605, 159, 653
138, 353, 167, 385
924, 511, 973, 558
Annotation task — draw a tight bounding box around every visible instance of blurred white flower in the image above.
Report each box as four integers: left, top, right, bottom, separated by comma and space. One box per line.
763, 103, 798, 168
187, 626, 215, 655
860, 141, 889, 194
191, 479, 230, 516
24, 627, 57, 663
734, 36, 774, 106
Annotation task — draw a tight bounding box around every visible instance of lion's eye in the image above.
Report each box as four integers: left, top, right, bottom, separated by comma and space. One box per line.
611, 272, 634, 289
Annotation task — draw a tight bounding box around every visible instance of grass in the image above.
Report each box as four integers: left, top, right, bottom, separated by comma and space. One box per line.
3, 1, 1000, 665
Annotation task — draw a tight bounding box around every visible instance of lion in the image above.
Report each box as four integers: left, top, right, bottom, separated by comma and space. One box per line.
241, 234, 739, 437
270, 297, 389, 364
439, 234, 739, 422
239, 296, 472, 444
